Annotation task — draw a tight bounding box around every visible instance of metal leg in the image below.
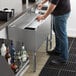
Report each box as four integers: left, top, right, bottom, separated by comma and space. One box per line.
50, 28, 52, 49
33, 51, 36, 72
46, 15, 53, 52
50, 15, 53, 49
6, 26, 10, 46
6, 26, 9, 39
46, 36, 49, 52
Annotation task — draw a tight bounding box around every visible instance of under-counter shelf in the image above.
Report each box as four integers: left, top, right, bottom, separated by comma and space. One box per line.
15, 58, 30, 76
0, 56, 15, 76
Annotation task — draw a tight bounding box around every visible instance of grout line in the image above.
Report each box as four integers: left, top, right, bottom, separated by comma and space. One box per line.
45, 67, 76, 73
61, 69, 76, 73
70, 48, 76, 50
69, 38, 75, 52
58, 69, 62, 76
70, 53, 76, 56
67, 61, 76, 64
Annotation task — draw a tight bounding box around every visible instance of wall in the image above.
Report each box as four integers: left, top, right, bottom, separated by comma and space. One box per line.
0, 0, 23, 16
67, 0, 76, 37
0, 0, 23, 39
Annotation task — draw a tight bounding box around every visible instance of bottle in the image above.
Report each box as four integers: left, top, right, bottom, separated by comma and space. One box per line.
10, 40, 15, 64
1, 42, 6, 57
11, 62, 18, 74
21, 43, 28, 62
5, 46, 11, 65
10, 41, 18, 73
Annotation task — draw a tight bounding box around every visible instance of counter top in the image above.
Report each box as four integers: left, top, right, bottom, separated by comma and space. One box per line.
0, 9, 27, 30
0, 3, 36, 30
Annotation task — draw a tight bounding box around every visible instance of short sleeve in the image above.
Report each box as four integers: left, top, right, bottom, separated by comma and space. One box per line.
49, 0, 59, 5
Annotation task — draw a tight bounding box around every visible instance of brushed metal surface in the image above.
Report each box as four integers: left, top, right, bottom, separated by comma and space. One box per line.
9, 12, 37, 29
8, 14, 51, 51
8, 8, 51, 72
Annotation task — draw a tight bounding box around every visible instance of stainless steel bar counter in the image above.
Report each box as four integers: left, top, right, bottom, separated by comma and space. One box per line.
8, 9, 51, 72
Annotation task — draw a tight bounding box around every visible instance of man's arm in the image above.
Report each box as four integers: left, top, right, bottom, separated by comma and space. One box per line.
37, 3, 56, 21
37, 0, 48, 9
43, 3, 56, 18
40, 0, 48, 4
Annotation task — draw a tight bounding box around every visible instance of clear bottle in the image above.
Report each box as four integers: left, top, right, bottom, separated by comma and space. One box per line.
1, 42, 6, 57
21, 43, 28, 62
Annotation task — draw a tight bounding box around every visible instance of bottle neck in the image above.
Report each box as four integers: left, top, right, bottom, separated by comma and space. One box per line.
1, 43, 6, 49
22, 46, 25, 51
2, 43, 6, 47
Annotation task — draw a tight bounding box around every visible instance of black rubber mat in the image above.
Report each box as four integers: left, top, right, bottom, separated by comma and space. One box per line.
68, 37, 74, 48
39, 68, 59, 76
59, 70, 76, 76
44, 57, 76, 71
39, 37, 76, 76
69, 54, 76, 62
69, 48, 76, 54
71, 39, 76, 49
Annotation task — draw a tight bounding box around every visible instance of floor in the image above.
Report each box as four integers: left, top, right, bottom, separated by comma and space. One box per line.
23, 34, 56, 76
23, 35, 76, 76
39, 37, 76, 76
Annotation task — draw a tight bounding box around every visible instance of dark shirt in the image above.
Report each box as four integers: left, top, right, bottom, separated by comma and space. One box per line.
49, 0, 71, 16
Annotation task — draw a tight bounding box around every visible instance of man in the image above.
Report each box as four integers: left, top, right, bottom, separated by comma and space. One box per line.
36, 0, 71, 64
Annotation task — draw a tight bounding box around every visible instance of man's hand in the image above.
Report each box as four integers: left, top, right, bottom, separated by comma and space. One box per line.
36, 15, 45, 21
